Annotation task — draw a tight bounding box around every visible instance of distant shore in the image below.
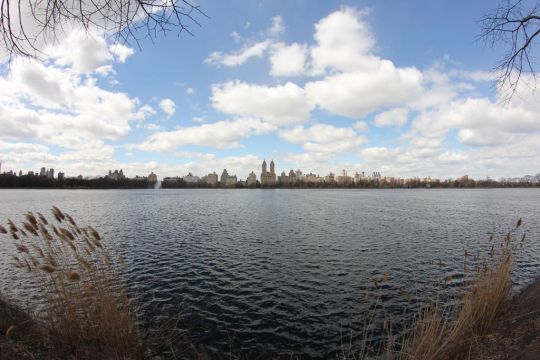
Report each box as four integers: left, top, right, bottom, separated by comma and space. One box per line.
2, 172, 539, 190
0, 185, 539, 190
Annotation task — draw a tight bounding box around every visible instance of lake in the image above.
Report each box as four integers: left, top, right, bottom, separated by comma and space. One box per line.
1, 188, 539, 358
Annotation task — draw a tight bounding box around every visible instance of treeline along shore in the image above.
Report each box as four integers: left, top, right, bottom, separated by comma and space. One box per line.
0, 174, 154, 189
1, 172, 539, 189
161, 177, 540, 189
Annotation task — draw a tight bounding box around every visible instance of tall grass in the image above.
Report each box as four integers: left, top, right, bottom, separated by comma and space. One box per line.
387, 220, 521, 360
1, 207, 142, 359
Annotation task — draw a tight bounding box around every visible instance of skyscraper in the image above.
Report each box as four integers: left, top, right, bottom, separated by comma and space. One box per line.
260, 159, 277, 186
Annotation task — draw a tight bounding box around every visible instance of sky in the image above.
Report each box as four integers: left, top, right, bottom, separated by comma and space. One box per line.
1, 0, 539, 180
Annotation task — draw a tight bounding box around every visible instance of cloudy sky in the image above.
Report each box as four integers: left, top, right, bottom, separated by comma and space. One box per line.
1, 0, 539, 180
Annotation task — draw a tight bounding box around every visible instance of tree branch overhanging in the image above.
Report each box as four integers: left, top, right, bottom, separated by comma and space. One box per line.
480, 0, 540, 99
0, 0, 208, 60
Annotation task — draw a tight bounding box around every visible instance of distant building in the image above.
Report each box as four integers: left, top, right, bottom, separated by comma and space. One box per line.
58, 172, 65, 181
372, 171, 381, 180
305, 173, 318, 183
48, 168, 55, 179
162, 176, 182, 186
148, 172, 158, 184
278, 171, 290, 184
220, 169, 237, 187
288, 170, 296, 183
325, 172, 335, 183
202, 172, 218, 186
40, 167, 46, 177
182, 172, 199, 183
107, 169, 125, 181
336, 170, 352, 185
260, 160, 277, 186
246, 171, 257, 187
295, 169, 303, 181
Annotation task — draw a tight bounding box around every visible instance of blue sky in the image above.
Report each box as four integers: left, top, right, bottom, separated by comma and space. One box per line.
1, 0, 539, 179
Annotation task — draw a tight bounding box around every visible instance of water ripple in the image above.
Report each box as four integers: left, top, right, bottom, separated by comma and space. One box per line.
0, 189, 539, 358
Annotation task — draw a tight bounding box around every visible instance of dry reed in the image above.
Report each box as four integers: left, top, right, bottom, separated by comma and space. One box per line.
2, 207, 143, 359
353, 220, 522, 360
402, 224, 519, 360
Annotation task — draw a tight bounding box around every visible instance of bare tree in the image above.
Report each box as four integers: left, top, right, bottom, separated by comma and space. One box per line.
0, 0, 207, 59
481, 0, 540, 98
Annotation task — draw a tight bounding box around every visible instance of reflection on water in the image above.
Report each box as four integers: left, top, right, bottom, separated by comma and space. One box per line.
1, 189, 539, 358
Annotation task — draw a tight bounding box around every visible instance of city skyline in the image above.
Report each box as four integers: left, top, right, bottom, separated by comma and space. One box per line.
2, 160, 538, 185
1, 1, 540, 179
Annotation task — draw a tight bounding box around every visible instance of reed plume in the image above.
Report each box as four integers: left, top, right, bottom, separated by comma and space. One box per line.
1, 208, 142, 359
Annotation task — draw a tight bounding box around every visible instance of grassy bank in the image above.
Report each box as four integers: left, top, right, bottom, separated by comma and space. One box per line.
0, 209, 529, 359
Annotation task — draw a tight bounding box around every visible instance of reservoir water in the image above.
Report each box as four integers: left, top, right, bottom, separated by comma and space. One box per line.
1, 188, 539, 358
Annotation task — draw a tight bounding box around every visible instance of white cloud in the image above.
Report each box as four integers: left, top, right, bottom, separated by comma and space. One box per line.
144, 123, 162, 131
409, 96, 540, 146
0, 48, 150, 149
159, 98, 176, 117
360, 147, 401, 162
279, 124, 366, 158
134, 105, 156, 121
95, 65, 116, 77
374, 108, 409, 127
138, 118, 276, 152
205, 40, 271, 67
268, 16, 285, 37
310, 7, 375, 74
0, 141, 48, 152
231, 31, 241, 43
437, 151, 469, 164
211, 81, 313, 125
109, 44, 135, 63
354, 121, 369, 132
186, 87, 195, 95
269, 42, 308, 77
305, 61, 423, 118
47, 31, 112, 73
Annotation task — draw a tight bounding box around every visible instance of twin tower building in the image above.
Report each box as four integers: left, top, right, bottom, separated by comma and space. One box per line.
246, 160, 277, 187
260, 160, 277, 186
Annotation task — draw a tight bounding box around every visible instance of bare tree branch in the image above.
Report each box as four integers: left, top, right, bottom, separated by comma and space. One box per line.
480, 0, 540, 100
0, 0, 208, 60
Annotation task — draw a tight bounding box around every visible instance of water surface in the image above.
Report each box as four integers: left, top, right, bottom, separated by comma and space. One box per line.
1, 189, 539, 358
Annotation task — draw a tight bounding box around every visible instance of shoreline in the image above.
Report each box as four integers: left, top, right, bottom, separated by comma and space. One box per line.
470, 276, 540, 359
0, 186, 539, 190
2, 276, 540, 358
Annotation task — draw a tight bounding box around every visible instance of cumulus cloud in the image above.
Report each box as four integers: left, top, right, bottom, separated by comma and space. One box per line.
109, 44, 135, 63
47, 31, 112, 73
305, 61, 423, 118
279, 124, 366, 159
268, 16, 285, 37
409, 95, 540, 147
138, 118, 276, 152
0, 36, 151, 151
374, 108, 409, 127
269, 42, 308, 77
211, 81, 313, 125
310, 7, 375, 73
354, 121, 369, 132
205, 40, 271, 67
159, 98, 176, 117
